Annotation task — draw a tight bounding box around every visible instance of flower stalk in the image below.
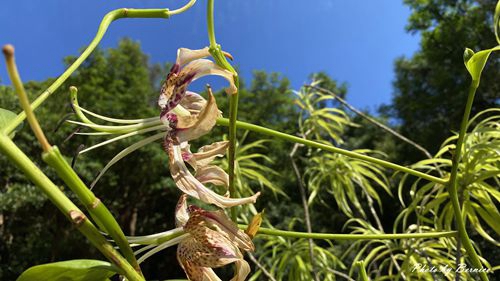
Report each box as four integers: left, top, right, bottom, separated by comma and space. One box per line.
447, 80, 487, 281
2, 45, 50, 151
206, 0, 240, 221
215, 118, 448, 185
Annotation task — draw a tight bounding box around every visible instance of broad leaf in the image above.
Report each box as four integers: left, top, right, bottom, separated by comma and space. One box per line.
16, 259, 117, 281
0, 108, 18, 138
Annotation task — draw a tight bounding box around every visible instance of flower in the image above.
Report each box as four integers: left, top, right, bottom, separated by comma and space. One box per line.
176, 195, 254, 281
159, 48, 260, 208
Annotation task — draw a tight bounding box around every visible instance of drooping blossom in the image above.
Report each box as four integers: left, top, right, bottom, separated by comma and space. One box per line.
159, 47, 260, 208
175, 195, 254, 281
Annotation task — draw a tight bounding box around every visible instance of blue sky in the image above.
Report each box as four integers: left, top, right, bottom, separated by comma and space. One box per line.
0, 0, 419, 112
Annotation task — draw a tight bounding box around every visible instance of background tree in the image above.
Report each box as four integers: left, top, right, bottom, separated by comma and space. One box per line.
391, 0, 500, 162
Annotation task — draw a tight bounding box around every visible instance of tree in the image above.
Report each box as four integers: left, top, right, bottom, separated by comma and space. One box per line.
391, 0, 500, 161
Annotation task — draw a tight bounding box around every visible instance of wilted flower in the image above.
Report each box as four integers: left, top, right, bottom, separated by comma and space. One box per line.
176, 195, 254, 281
159, 47, 260, 208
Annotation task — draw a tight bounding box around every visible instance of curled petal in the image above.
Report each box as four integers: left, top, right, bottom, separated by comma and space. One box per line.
169, 144, 260, 208
193, 141, 229, 169
180, 91, 207, 114
175, 194, 190, 228
231, 260, 251, 281
183, 59, 237, 95
176, 88, 221, 143
177, 47, 210, 66
196, 165, 229, 189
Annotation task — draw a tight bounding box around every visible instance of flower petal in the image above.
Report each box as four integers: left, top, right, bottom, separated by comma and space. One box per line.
177, 246, 223, 281
189, 209, 255, 252
177, 47, 211, 66
176, 88, 221, 143
169, 144, 261, 208
175, 194, 190, 228
182, 59, 237, 95
231, 259, 251, 281
193, 141, 229, 169
180, 91, 207, 114
196, 165, 229, 189
178, 228, 240, 268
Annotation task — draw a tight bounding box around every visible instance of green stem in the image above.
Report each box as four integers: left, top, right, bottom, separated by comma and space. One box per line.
129, 225, 456, 245
447, 81, 487, 281
2, 5, 198, 135
216, 118, 448, 185
2, 45, 51, 151
207, 0, 216, 47
0, 135, 143, 281
43, 146, 142, 275
207, 0, 239, 221
355, 261, 369, 281
253, 226, 457, 240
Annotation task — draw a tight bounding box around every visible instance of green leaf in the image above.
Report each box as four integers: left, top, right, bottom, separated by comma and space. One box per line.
464, 46, 500, 82
16, 259, 117, 281
0, 108, 18, 138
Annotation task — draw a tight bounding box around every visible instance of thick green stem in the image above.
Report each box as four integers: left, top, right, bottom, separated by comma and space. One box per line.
216, 118, 448, 185
43, 146, 141, 275
0, 135, 143, 281
447, 81, 487, 281
207, 0, 239, 221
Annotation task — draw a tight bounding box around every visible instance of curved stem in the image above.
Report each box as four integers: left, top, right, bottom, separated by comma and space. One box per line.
43, 146, 142, 275
170, 0, 197, 15
447, 81, 487, 281
216, 118, 448, 185
2, 45, 50, 151
207, 0, 239, 221
3, 4, 196, 135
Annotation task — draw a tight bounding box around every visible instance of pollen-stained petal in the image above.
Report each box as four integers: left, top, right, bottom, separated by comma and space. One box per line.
178, 228, 240, 268
177, 248, 223, 281
176, 47, 211, 66
192, 209, 255, 252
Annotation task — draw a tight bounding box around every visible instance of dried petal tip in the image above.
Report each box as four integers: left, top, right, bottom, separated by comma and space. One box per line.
2, 44, 14, 57
245, 211, 264, 239
223, 51, 234, 61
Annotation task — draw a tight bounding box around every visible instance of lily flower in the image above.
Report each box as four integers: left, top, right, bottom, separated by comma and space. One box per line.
159, 48, 260, 208
176, 195, 254, 281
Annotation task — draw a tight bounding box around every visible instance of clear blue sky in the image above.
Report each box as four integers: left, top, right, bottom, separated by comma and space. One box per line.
0, 0, 419, 112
